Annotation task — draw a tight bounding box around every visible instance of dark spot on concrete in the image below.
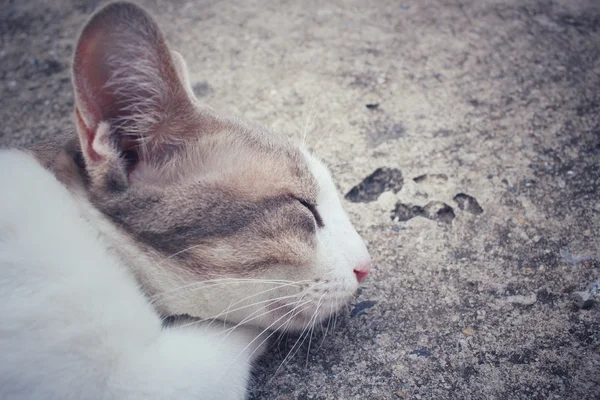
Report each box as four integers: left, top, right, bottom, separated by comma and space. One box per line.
363, 112, 406, 146
0, 11, 45, 35
391, 203, 422, 222
536, 289, 559, 305
361, 47, 382, 56
350, 300, 377, 318
461, 365, 478, 380
556, 13, 600, 32
409, 348, 431, 358
426, 202, 455, 223
433, 129, 453, 137
391, 201, 455, 224
504, 283, 525, 296
366, 103, 379, 109
72, 0, 100, 13
453, 193, 484, 215
345, 167, 403, 203
568, 317, 599, 346
192, 81, 214, 97
547, 365, 570, 380
30, 57, 63, 76
508, 348, 538, 364
572, 291, 594, 310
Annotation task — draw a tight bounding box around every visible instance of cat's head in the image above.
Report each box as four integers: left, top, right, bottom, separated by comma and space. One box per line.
69, 2, 371, 331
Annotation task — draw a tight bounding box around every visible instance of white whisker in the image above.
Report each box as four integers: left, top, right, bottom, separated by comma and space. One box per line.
151, 278, 310, 304
233, 299, 315, 363
268, 292, 327, 382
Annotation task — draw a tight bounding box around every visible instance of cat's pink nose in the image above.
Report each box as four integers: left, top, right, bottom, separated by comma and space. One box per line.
353, 263, 371, 283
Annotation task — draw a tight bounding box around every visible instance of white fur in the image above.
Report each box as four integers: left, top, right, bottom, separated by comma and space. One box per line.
303, 150, 372, 309
0, 149, 263, 400
305, 150, 371, 280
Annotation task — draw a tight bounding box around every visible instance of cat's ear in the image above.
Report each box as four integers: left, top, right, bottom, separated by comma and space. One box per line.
72, 2, 197, 188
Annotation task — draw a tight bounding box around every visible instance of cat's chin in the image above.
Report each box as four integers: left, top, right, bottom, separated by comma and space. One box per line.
262, 297, 351, 333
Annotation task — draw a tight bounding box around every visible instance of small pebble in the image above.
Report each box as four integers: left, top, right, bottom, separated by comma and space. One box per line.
408, 348, 431, 358
395, 391, 407, 399
572, 291, 594, 310
463, 328, 474, 336
583, 229, 592, 237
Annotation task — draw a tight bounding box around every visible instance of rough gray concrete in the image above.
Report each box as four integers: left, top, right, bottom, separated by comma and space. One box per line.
1, 0, 599, 399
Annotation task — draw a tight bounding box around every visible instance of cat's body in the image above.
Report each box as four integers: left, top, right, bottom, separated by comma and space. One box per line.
0, 2, 371, 399
0, 149, 262, 400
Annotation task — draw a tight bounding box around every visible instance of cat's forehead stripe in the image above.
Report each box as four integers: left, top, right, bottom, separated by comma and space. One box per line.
98, 190, 316, 256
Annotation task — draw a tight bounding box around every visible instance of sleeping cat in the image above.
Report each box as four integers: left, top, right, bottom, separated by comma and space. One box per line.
0, 2, 371, 399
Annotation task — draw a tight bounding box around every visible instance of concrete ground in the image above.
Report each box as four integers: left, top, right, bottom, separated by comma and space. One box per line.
1, 0, 599, 399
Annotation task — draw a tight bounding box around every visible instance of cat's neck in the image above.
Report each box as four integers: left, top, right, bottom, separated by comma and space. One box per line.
28, 136, 168, 311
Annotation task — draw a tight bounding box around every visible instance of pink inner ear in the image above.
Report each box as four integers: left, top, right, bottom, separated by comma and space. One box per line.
75, 107, 101, 163
73, 26, 117, 165
73, 21, 118, 134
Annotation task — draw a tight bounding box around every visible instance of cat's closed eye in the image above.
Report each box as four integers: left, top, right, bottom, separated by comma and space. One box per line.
297, 198, 324, 228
